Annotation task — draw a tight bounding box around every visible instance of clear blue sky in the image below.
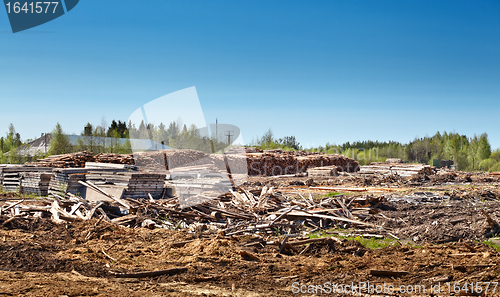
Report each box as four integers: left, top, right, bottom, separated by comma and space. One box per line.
1, 1, 499, 148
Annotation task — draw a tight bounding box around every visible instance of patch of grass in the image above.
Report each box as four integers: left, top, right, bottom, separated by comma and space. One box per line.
307, 229, 397, 249
483, 240, 500, 252
325, 192, 355, 197
347, 236, 396, 249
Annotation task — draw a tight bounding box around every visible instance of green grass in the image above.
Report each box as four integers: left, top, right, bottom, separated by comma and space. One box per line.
307, 229, 397, 250
483, 239, 500, 252
325, 191, 356, 197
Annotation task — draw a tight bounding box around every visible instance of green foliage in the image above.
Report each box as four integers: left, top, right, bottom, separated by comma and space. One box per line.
251, 128, 302, 151
479, 158, 498, 172
48, 123, 72, 155
0, 123, 23, 164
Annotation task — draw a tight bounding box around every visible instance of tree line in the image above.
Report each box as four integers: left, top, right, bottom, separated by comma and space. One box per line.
252, 129, 500, 172
0, 120, 232, 163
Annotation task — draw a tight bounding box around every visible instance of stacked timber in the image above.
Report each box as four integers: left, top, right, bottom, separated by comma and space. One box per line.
307, 165, 338, 177
36, 151, 94, 168
0, 166, 52, 193
246, 152, 359, 176
2, 172, 21, 192
49, 168, 88, 197
359, 163, 437, 177
86, 171, 166, 199
21, 172, 52, 195
125, 173, 166, 199
94, 153, 134, 165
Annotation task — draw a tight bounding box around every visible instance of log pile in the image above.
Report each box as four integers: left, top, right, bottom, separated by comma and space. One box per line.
359, 163, 437, 177
164, 149, 212, 169
36, 151, 94, 168
246, 152, 359, 176
133, 151, 167, 172
21, 172, 52, 196
94, 153, 134, 165
130, 149, 213, 172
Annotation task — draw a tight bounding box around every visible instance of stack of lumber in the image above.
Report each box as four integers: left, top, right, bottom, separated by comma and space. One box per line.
246, 152, 359, 176
86, 171, 166, 199
359, 163, 437, 177
21, 172, 52, 196
85, 162, 134, 170
124, 173, 167, 199
0, 166, 52, 193
307, 165, 338, 177
490, 172, 500, 177
94, 153, 134, 165
36, 151, 94, 168
49, 169, 88, 197
2, 172, 21, 192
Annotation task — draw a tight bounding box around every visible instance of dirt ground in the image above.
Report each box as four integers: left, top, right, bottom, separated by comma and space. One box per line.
1, 175, 500, 296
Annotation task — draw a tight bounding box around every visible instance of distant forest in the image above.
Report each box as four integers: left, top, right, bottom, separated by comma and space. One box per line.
0, 120, 229, 163
252, 129, 500, 172
2, 123, 500, 172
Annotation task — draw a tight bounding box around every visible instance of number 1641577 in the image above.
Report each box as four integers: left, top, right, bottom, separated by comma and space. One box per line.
5, 2, 59, 14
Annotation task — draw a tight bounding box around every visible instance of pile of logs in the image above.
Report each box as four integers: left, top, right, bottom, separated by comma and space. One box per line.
132, 149, 213, 171
246, 152, 359, 176
133, 151, 167, 172
36, 151, 94, 168
30, 150, 360, 178
94, 153, 135, 165
359, 163, 437, 177
164, 149, 212, 169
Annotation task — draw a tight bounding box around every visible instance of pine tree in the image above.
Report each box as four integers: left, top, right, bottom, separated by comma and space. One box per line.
48, 123, 71, 155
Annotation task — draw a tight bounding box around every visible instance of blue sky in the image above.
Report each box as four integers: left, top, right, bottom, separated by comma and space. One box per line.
1, 1, 499, 148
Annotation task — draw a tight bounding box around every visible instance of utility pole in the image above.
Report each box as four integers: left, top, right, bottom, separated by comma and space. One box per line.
225, 131, 234, 145
41, 133, 47, 158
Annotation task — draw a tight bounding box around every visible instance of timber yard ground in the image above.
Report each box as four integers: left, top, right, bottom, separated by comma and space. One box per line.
0, 166, 500, 296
